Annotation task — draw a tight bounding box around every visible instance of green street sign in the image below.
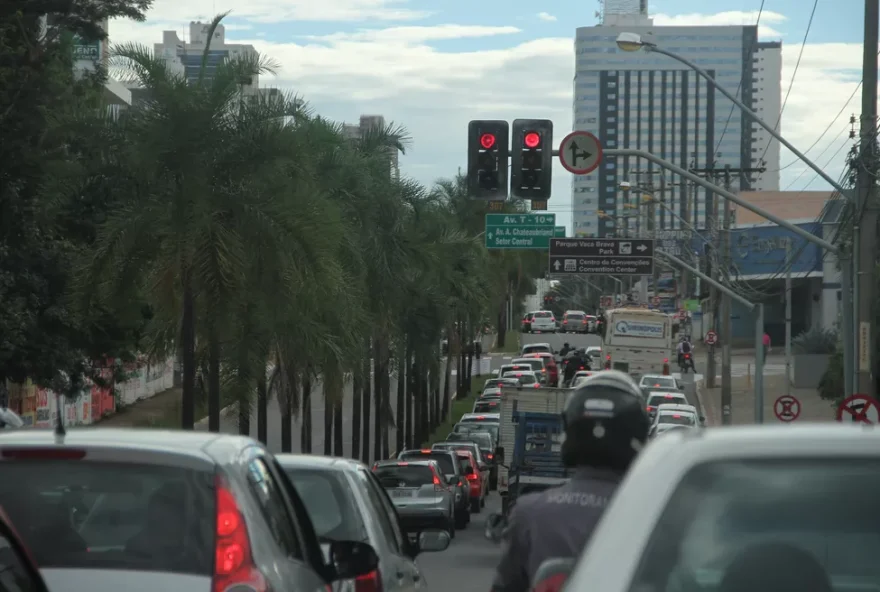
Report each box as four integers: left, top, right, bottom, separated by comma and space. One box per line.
554, 226, 566, 237
72, 35, 101, 61
485, 213, 556, 249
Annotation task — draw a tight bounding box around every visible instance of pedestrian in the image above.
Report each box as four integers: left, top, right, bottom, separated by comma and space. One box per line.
762, 332, 772, 364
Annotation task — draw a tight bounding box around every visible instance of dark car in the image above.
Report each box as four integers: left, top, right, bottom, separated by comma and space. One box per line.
0, 429, 379, 592
0, 506, 52, 592
396, 449, 470, 529
277, 455, 450, 592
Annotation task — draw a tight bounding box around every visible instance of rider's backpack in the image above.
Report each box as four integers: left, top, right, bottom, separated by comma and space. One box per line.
681, 342, 691, 354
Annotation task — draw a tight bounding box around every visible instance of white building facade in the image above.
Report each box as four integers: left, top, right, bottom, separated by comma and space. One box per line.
571, 13, 781, 238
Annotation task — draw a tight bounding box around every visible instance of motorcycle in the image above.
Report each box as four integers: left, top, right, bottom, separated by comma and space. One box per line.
678, 352, 695, 374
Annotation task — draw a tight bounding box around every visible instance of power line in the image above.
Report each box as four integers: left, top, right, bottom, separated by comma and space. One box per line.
713, 1, 765, 156
758, 0, 818, 164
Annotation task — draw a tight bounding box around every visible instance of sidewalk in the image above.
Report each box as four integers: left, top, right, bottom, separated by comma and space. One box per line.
698, 373, 836, 426
96, 386, 183, 428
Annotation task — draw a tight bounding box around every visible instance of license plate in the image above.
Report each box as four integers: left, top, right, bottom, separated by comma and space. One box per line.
391, 489, 416, 498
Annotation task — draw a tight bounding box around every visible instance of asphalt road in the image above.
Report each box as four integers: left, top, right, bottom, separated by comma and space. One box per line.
418, 494, 503, 590
519, 328, 604, 361
198, 336, 494, 462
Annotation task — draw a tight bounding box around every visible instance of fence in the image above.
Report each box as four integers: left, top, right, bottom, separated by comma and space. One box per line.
5, 357, 175, 428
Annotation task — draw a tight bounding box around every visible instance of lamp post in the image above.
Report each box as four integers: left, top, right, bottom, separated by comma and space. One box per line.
615, 31, 858, 398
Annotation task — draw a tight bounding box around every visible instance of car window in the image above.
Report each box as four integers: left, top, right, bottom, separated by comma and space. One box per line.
657, 413, 696, 426
642, 376, 677, 389
281, 468, 367, 543
648, 394, 687, 407
534, 312, 552, 318
567, 314, 585, 321
399, 452, 455, 475
474, 401, 500, 413
504, 372, 537, 385
629, 460, 880, 592
0, 528, 42, 592
0, 461, 214, 575
358, 470, 405, 553
374, 465, 433, 487
247, 459, 302, 558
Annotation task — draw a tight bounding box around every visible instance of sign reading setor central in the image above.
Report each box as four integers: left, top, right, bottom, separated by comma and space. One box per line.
548, 238, 655, 276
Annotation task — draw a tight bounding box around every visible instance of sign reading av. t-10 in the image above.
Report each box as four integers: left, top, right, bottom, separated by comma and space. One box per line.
486, 214, 556, 249
548, 238, 654, 275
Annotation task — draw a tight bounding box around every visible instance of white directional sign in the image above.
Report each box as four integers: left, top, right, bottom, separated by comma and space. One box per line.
558, 131, 602, 175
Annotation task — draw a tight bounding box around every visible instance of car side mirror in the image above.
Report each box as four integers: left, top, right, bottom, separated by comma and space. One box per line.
418, 530, 450, 553
329, 540, 380, 580
699, 415, 706, 423
491, 369, 500, 377
533, 557, 577, 592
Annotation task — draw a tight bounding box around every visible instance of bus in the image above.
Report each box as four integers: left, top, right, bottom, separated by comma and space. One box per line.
602, 307, 674, 378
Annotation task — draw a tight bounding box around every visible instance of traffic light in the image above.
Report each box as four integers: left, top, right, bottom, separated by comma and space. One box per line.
511, 119, 553, 200
467, 120, 509, 199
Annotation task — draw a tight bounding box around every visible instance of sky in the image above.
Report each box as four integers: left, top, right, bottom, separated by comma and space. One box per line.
108, 0, 871, 232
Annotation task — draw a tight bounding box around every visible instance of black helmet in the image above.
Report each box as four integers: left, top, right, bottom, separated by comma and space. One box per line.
560, 370, 649, 471
563, 342, 570, 348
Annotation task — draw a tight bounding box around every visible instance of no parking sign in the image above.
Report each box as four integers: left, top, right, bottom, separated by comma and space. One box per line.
836, 394, 880, 424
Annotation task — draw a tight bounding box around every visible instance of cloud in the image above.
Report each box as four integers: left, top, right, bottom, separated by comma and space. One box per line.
653, 10, 787, 39
537, 12, 557, 22
106, 9, 864, 231
111, 0, 430, 26
305, 24, 521, 44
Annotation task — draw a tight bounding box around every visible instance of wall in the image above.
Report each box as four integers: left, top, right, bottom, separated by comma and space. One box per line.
5, 357, 175, 428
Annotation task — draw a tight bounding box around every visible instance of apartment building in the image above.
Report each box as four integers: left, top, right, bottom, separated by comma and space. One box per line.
343, 115, 401, 180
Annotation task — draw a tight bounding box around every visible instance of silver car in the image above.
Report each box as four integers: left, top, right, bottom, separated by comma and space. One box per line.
529, 311, 557, 332
372, 460, 455, 536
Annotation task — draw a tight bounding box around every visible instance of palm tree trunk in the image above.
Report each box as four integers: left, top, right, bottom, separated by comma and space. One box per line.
382, 360, 392, 459
333, 397, 343, 456
257, 375, 268, 444
301, 374, 312, 453
237, 388, 249, 435
208, 332, 221, 432
405, 353, 414, 450
323, 395, 333, 455
420, 359, 430, 439
361, 339, 372, 464
351, 375, 361, 459
441, 324, 453, 419
372, 339, 382, 462
432, 363, 440, 430
395, 345, 405, 454
413, 354, 423, 445
180, 279, 196, 429
497, 300, 508, 349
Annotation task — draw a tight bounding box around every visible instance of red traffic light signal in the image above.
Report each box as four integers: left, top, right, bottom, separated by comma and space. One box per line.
480, 133, 496, 149
524, 132, 541, 148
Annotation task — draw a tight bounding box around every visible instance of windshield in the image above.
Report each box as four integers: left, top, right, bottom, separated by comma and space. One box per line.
657, 413, 696, 426
641, 376, 677, 389
514, 359, 544, 372
534, 312, 552, 318
283, 468, 367, 542
374, 465, 433, 487
474, 401, 500, 412
628, 460, 880, 592
566, 314, 584, 321
0, 461, 214, 574
522, 345, 552, 355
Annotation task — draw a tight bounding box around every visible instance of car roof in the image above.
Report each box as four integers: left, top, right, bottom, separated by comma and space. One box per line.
275, 454, 366, 473
374, 458, 436, 467
0, 428, 254, 468
641, 374, 675, 381
657, 404, 696, 413
648, 391, 687, 398
461, 413, 500, 420
524, 352, 553, 358
522, 343, 551, 348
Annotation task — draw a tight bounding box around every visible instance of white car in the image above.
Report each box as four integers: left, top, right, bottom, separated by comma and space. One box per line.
638, 374, 681, 391
645, 390, 690, 421
521, 342, 553, 357
541, 425, 880, 591
501, 370, 541, 388
528, 310, 557, 333
650, 403, 701, 437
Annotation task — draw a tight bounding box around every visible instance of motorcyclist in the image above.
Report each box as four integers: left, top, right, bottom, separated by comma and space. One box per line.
677, 335, 694, 370
491, 370, 650, 592
559, 342, 572, 357
562, 349, 583, 386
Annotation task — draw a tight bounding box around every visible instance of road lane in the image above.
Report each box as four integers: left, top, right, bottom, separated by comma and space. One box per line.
418, 494, 503, 590
519, 329, 603, 355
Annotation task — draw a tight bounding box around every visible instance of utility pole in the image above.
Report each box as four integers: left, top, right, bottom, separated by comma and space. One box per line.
785, 241, 792, 397
690, 164, 766, 399
856, 0, 879, 396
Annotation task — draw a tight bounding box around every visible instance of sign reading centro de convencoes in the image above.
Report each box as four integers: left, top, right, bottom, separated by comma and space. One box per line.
485, 214, 557, 249
548, 238, 654, 276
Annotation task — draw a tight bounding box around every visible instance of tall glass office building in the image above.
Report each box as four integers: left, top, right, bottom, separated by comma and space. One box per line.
572, 13, 781, 237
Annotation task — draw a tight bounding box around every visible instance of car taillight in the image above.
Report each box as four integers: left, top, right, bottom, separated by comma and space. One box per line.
214, 475, 267, 592
533, 383, 540, 388
579, 366, 584, 370
457, 479, 463, 486
534, 573, 568, 592
466, 473, 479, 482
487, 453, 494, 460
355, 569, 383, 592
1, 448, 86, 460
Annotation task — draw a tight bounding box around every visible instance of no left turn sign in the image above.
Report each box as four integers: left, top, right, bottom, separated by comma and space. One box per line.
836, 394, 880, 424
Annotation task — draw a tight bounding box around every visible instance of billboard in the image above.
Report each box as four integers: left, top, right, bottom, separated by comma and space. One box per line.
729, 223, 823, 278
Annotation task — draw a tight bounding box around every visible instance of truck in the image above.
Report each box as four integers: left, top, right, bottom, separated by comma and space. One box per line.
602, 306, 674, 378
496, 386, 572, 518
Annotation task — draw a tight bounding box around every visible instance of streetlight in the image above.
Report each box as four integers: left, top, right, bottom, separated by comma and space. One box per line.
615, 30, 858, 397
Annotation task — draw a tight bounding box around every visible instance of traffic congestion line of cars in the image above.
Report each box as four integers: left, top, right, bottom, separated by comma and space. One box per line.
0, 428, 452, 592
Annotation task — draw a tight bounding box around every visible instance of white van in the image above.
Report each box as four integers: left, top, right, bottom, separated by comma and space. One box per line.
602, 307, 673, 378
